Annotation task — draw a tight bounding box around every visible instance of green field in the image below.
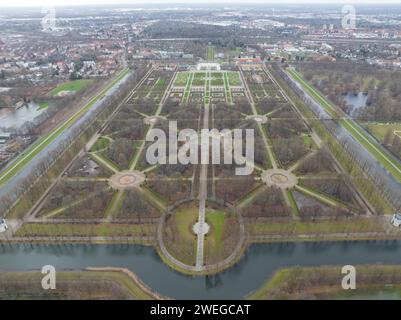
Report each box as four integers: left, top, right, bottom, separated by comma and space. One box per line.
194, 72, 207, 78
192, 78, 205, 86
227, 71, 242, 86
207, 45, 215, 61
205, 210, 226, 252
365, 122, 401, 142
15, 223, 155, 237
174, 72, 189, 86
205, 78, 210, 105
164, 204, 198, 266
211, 78, 224, 86
156, 78, 166, 86
223, 72, 233, 104
182, 72, 193, 103
210, 72, 223, 78
287, 68, 401, 182
90, 136, 111, 153
0, 68, 129, 187
247, 218, 385, 236
36, 102, 49, 111
49, 79, 93, 96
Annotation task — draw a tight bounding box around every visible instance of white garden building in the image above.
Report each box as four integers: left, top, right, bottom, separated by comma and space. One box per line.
196, 62, 221, 71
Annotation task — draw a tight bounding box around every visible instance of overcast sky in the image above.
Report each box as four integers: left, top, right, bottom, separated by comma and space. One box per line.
0, 0, 399, 8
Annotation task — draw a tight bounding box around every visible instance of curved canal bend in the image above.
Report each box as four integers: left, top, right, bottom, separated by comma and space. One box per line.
1, 241, 401, 299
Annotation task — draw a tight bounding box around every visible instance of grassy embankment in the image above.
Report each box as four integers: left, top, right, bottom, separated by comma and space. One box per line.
248, 265, 401, 300
14, 223, 156, 238
246, 218, 387, 238
0, 270, 163, 300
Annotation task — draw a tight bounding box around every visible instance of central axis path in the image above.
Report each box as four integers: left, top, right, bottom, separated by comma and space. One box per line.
195, 76, 212, 271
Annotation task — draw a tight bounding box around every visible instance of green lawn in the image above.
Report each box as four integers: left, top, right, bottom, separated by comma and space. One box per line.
247, 218, 386, 236
210, 72, 223, 79
211, 79, 224, 86
15, 223, 155, 237
174, 72, 190, 86
164, 204, 198, 266
175, 206, 198, 241
182, 72, 194, 103
36, 102, 49, 111
194, 72, 207, 79
90, 136, 111, 152
364, 122, 401, 142
286, 190, 299, 216
193, 78, 205, 86
206, 210, 226, 251
227, 71, 242, 86
207, 45, 215, 60
49, 79, 93, 96
302, 134, 315, 149
156, 78, 166, 86
223, 72, 233, 104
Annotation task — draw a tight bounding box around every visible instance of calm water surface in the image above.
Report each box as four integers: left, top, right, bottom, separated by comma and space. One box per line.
1, 241, 401, 299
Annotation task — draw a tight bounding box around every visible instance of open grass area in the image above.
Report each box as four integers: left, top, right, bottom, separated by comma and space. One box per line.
211, 78, 224, 86
227, 71, 242, 86
15, 223, 155, 237
211, 72, 223, 78
192, 78, 205, 86
90, 136, 111, 153
204, 208, 240, 265
246, 218, 386, 237
182, 72, 193, 103
36, 101, 49, 111
205, 210, 226, 252
156, 78, 166, 86
287, 68, 401, 183
286, 190, 299, 216
175, 206, 198, 242
49, 79, 93, 96
207, 45, 215, 60
0, 270, 160, 300
364, 122, 401, 142
163, 204, 198, 266
248, 265, 401, 300
174, 72, 190, 86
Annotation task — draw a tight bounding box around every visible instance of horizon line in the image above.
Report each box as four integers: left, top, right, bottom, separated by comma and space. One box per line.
0, 1, 400, 9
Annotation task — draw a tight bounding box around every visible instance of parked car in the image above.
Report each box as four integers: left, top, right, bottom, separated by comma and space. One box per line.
391, 213, 401, 228
0, 218, 8, 233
